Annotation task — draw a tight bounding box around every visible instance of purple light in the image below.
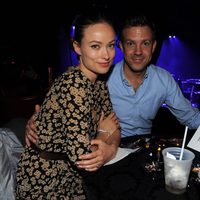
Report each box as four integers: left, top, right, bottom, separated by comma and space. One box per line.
70, 25, 75, 38
156, 36, 200, 80
169, 35, 176, 39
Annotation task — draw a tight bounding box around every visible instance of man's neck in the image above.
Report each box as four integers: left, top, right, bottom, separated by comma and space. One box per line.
123, 65, 146, 91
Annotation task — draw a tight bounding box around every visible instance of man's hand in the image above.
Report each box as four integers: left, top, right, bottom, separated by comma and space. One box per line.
25, 104, 40, 147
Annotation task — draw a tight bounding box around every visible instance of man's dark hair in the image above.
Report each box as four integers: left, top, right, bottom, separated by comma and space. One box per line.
118, 14, 156, 42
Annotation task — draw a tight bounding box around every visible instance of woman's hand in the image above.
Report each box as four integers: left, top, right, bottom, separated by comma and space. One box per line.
76, 139, 117, 171
76, 112, 121, 171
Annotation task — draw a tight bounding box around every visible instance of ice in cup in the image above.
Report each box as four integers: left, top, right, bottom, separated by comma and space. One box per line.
162, 147, 195, 195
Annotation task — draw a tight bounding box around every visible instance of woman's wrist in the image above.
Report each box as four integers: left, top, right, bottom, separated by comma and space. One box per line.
98, 129, 112, 137
109, 143, 118, 160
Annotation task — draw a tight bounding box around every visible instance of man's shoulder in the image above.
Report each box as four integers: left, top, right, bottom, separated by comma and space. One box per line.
149, 64, 175, 83
149, 64, 171, 76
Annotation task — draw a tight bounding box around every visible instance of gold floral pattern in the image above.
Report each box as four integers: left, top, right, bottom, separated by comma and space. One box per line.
15, 67, 112, 199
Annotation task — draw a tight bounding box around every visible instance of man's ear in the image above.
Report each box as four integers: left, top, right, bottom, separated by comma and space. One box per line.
152, 40, 157, 53
119, 41, 123, 52
73, 41, 81, 56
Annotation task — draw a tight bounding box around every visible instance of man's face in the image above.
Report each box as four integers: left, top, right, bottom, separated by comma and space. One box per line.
120, 26, 157, 73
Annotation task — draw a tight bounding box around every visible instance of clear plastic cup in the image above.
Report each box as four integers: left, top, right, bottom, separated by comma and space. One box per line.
162, 147, 195, 194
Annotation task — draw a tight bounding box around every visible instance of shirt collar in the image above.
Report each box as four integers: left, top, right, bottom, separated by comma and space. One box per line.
120, 60, 150, 85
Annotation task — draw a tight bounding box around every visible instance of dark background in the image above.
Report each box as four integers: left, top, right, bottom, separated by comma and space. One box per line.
0, 0, 200, 97
1, 0, 200, 70
0, 0, 199, 142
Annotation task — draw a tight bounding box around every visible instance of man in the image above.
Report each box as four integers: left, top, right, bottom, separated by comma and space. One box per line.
25, 14, 200, 168
107, 14, 200, 139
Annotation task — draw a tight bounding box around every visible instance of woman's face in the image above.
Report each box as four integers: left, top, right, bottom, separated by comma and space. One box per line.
73, 22, 116, 82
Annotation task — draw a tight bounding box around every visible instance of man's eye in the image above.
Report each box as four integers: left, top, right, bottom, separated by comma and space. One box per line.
144, 41, 151, 46
126, 41, 134, 47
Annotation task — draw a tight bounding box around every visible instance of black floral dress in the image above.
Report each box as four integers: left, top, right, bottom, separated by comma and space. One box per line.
15, 67, 112, 200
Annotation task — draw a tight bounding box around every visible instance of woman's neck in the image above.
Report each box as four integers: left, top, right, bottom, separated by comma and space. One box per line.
79, 65, 97, 83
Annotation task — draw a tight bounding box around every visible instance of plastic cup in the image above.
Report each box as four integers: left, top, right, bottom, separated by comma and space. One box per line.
162, 147, 195, 195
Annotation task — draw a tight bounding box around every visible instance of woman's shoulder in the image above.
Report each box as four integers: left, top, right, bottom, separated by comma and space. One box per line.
56, 66, 80, 80
48, 67, 80, 90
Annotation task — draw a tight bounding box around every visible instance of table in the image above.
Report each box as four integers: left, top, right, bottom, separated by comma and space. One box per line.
134, 136, 200, 200
83, 136, 200, 200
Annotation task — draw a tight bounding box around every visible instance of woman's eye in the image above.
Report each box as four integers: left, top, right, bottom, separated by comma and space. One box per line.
91, 44, 100, 49
109, 43, 115, 49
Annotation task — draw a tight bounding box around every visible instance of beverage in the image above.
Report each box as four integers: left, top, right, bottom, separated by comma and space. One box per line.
165, 185, 186, 195
162, 147, 195, 195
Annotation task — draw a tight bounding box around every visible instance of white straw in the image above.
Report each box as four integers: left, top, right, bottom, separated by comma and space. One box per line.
179, 126, 188, 160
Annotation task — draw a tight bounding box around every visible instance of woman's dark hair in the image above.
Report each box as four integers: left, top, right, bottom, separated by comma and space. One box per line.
71, 10, 115, 44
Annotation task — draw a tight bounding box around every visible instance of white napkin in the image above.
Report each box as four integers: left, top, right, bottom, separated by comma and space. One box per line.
104, 147, 140, 166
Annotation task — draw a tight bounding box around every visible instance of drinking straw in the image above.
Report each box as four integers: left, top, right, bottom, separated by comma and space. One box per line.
179, 126, 188, 160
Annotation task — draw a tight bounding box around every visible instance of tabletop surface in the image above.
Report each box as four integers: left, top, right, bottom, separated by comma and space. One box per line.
83, 136, 200, 200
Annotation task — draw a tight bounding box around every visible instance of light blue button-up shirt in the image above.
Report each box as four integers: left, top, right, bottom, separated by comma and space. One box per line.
107, 60, 200, 137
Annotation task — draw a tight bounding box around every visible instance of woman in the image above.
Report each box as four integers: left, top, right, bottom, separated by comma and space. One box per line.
15, 11, 120, 199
